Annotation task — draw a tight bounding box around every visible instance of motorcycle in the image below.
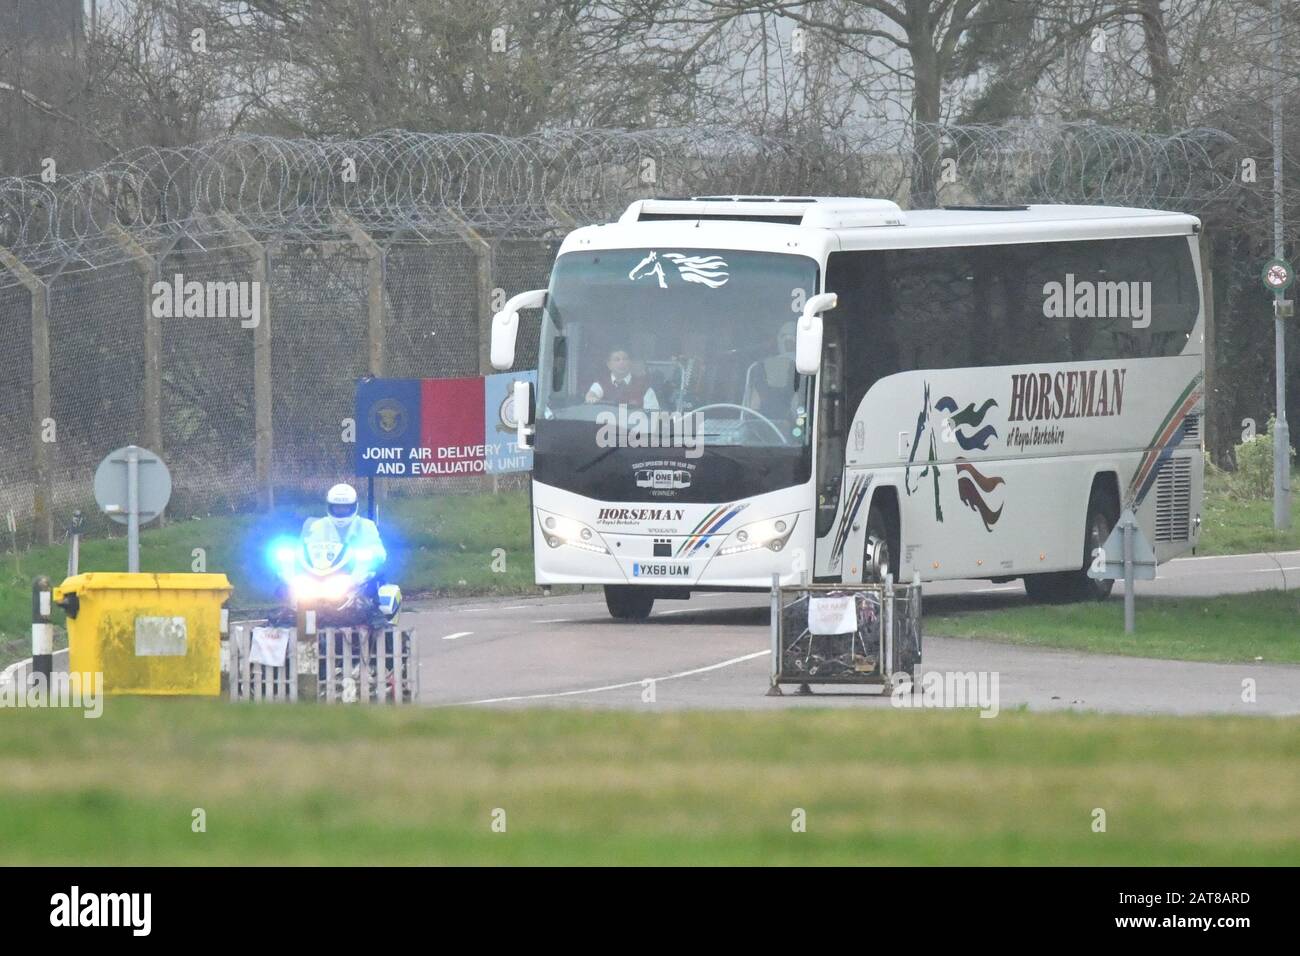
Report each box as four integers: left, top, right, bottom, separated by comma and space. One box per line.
266, 527, 401, 630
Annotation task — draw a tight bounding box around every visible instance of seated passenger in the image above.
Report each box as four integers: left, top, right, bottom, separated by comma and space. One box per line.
747, 322, 799, 416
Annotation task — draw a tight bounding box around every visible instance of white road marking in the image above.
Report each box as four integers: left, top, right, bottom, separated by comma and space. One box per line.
0, 647, 70, 687
1166, 566, 1300, 577
533, 618, 573, 624
1169, 550, 1300, 563
450, 599, 605, 613
428, 594, 739, 618
532, 599, 611, 608
462, 649, 771, 705
441, 631, 474, 641
0, 659, 25, 687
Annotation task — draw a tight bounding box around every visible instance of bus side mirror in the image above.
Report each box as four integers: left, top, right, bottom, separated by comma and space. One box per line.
490, 289, 547, 370
795, 292, 837, 375
513, 379, 535, 450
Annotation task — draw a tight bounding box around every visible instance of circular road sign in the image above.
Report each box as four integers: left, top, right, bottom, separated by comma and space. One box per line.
93, 445, 172, 525
1261, 258, 1294, 293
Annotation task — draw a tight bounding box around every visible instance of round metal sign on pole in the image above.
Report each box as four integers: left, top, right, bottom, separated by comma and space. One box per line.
93, 445, 171, 572
1261, 257, 1294, 294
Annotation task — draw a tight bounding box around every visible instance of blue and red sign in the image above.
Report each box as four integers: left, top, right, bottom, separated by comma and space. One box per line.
355, 373, 535, 477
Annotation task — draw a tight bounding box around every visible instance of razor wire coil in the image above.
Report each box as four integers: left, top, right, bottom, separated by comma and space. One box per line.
0, 121, 1243, 285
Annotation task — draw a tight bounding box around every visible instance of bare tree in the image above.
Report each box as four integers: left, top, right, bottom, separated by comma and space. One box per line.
219, 0, 723, 134
594, 1, 1135, 203
1, 0, 267, 175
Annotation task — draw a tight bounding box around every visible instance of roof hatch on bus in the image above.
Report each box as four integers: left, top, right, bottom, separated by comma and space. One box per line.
619, 196, 907, 229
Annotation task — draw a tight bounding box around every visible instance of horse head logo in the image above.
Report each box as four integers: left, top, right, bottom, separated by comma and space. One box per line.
629, 251, 667, 288
905, 382, 943, 520
629, 251, 729, 289
905, 382, 1006, 531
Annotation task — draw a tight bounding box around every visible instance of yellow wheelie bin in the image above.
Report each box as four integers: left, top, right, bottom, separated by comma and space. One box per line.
53, 573, 233, 696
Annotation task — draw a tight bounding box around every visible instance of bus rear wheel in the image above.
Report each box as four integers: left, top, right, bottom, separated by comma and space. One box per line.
1023, 484, 1118, 603
605, 585, 655, 620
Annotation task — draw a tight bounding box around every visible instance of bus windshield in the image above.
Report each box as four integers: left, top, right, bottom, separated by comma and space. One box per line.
534, 247, 820, 502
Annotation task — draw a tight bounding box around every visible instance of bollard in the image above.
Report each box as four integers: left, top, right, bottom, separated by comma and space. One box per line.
1122, 516, 1136, 634
31, 575, 53, 682
766, 572, 783, 696
883, 572, 895, 677
66, 509, 83, 577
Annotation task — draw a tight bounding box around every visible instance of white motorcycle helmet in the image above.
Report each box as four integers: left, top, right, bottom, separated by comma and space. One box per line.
326, 482, 359, 531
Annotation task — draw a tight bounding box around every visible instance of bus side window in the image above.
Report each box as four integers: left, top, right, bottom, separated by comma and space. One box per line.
828, 250, 897, 412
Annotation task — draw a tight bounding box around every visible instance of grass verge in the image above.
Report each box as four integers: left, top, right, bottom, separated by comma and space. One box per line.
928, 589, 1300, 663
1198, 471, 1300, 556
0, 700, 1296, 865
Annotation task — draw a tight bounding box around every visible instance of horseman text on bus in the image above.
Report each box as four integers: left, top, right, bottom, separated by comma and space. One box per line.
1007, 368, 1127, 423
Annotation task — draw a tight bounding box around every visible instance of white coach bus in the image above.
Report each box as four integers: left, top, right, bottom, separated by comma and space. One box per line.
489, 197, 1205, 620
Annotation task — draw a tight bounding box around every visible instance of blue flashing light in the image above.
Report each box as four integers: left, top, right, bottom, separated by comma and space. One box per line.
267, 536, 300, 574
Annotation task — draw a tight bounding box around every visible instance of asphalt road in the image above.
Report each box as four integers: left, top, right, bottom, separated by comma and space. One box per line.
411, 549, 1300, 715
11, 550, 1299, 715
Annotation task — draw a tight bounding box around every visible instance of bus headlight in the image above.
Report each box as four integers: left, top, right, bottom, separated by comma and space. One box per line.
718, 514, 799, 556
537, 510, 609, 553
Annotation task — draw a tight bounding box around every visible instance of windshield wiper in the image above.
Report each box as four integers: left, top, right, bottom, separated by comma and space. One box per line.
575, 445, 620, 473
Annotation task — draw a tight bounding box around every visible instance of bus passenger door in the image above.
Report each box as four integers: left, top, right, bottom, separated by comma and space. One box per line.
812, 315, 847, 579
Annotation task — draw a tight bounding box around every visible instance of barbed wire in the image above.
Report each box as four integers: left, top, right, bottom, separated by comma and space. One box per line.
0, 121, 1245, 285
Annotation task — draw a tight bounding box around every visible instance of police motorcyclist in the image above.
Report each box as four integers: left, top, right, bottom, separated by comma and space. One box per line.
301, 483, 393, 621
297, 484, 403, 697
304, 483, 385, 565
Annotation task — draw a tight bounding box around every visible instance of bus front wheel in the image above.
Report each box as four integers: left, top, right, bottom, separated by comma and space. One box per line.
862, 504, 900, 583
605, 585, 655, 620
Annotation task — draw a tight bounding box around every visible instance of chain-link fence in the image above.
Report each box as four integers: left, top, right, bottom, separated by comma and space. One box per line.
0, 122, 1246, 539
0, 230, 559, 539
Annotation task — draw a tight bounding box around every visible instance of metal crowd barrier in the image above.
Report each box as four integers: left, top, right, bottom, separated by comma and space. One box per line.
316, 626, 418, 704
227, 622, 418, 704
768, 574, 922, 695
227, 622, 299, 701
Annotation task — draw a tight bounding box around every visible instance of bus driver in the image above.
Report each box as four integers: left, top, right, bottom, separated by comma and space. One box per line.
584, 348, 660, 409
